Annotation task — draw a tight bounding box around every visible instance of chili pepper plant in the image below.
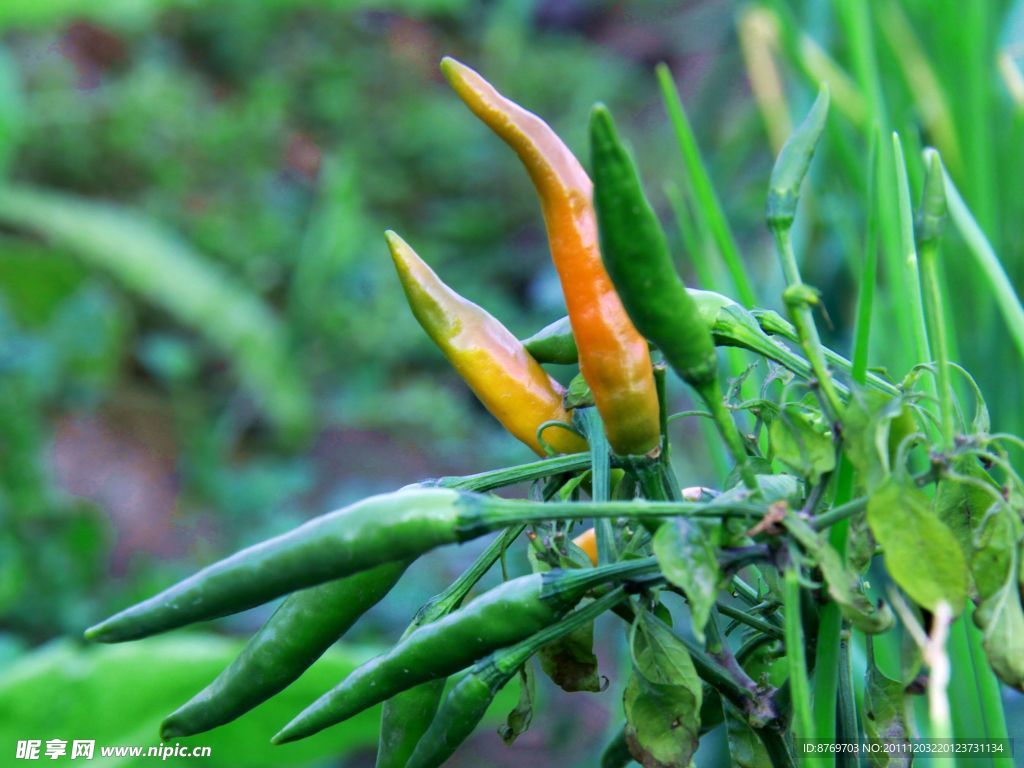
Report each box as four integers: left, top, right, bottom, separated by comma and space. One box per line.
86, 59, 1023, 768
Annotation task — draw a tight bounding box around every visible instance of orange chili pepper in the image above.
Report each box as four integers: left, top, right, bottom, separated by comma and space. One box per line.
571, 527, 599, 566
441, 58, 661, 457
386, 231, 587, 456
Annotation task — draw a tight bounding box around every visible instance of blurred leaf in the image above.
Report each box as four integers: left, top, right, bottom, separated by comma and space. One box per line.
0, 186, 312, 439
863, 642, 911, 766
538, 604, 600, 693
842, 390, 916, 490
867, 479, 968, 614
723, 701, 771, 768
652, 518, 720, 643
783, 511, 893, 634
933, 457, 1000, 569
0, 242, 87, 326
498, 663, 534, 745
623, 611, 701, 768
972, 503, 1024, 690
564, 372, 595, 409
768, 404, 834, 484
0, 635, 385, 767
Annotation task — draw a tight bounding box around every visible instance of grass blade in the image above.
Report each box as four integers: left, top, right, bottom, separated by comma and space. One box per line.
656, 63, 757, 307
942, 168, 1024, 362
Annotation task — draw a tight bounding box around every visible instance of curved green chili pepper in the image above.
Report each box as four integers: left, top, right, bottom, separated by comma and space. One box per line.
160, 560, 409, 739
406, 587, 627, 768
524, 291, 728, 365
590, 104, 757, 488
520, 316, 579, 365
590, 104, 718, 389
85, 489, 468, 642
86, 489, 748, 645
273, 560, 655, 744
766, 85, 829, 233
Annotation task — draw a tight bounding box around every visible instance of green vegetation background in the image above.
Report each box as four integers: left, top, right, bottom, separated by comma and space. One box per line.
0, 1, 1022, 766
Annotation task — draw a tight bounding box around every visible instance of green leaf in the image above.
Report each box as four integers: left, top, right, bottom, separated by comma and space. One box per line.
539, 611, 600, 693
723, 701, 772, 768
716, 472, 803, 507
783, 512, 893, 633
845, 508, 876, 575
863, 642, 912, 767
600, 725, 634, 768
768, 404, 835, 484
0, 185, 312, 439
652, 518, 721, 643
842, 390, 916, 490
867, 480, 968, 614
623, 612, 702, 768
972, 507, 1024, 690
0, 636, 383, 768
933, 456, 1000, 569
499, 663, 536, 745
564, 372, 595, 409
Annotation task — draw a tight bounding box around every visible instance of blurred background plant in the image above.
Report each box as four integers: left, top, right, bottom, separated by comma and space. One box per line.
0, 0, 1021, 766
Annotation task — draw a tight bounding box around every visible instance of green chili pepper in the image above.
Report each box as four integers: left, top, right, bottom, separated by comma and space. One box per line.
375, 526, 524, 768
766, 86, 829, 233
520, 316, 579, 365
590, 105, 754, 486
524, 291, 725, 364
84, 489, 468, 643
405, 588, 627, 768
590, 104, 717, 389
522, 292, 899, 397
160, 560, 408, 739
86, 488, 751, 645
273, 560, 655, 744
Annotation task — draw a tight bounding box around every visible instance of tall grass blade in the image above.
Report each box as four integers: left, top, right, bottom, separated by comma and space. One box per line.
942, 169, 1024, 363
656, 63, 757, 307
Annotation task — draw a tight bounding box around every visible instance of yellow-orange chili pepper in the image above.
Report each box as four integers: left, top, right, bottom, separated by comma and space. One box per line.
386, 231, 587, 456
571, 527, 599, 566
441, 58, 661, 457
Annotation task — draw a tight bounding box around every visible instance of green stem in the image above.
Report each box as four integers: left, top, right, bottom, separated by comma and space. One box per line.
810, 602, 841, 746
772, 228, 843, 419
579, 407, 616, 564
495, 587, 627, 671
653, 365, 684, 502
437, 453, 591, 492
698, 377, 757, 490
472, 496, 764, 530
417, 523, 525, 623
758, 725, 796, 768
963, 603, 1013, 768
836, 631, 859, 768
783, 563, 819, 768
919, 240, 955, 448
810, 495, 867, 531
892, 134, 932, 368
716, 601, 784, 640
